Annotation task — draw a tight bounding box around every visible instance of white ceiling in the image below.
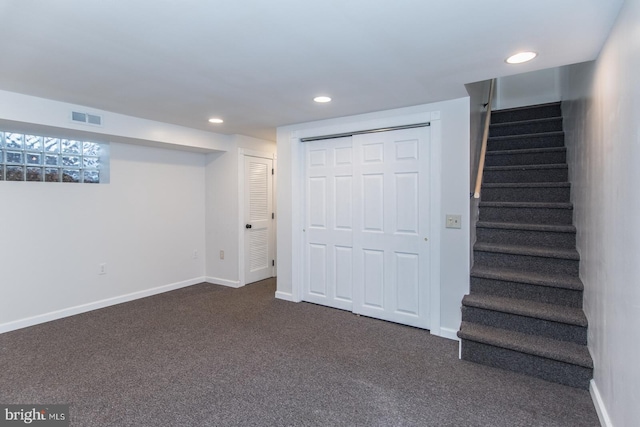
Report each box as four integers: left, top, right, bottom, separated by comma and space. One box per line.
0, 0, 624, 141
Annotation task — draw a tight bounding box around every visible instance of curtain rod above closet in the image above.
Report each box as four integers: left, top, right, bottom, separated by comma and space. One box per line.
299, 122, 430, 142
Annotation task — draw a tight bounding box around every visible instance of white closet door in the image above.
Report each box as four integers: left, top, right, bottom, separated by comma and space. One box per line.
304, 137, 354, 311
302, 127, 430, 329
244, 156, 273, 285
352, 128, 430, 329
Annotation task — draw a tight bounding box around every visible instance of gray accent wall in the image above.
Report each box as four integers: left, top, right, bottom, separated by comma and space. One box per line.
561, 0, 640, 425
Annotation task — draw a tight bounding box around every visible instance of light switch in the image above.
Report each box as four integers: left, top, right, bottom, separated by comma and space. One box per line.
446, 214, 462, 229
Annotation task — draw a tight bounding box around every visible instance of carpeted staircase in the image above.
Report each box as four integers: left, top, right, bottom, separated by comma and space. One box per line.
458, 102, 593, 389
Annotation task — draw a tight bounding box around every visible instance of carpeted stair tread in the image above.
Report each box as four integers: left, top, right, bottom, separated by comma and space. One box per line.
471, 265, 583, 291
484, 164, 568, 172
479, 201, 573, 209
476, 221, 576, 233
482, 182, 570, 189
489, 117, 563, 137
486, 146, 566, 156
458, 322, 593, 368
474, 242, 580, 260
490, 102, 562, 124
490, 117, 562, 128
488, 131, 565, 142
461, 294, 588, 327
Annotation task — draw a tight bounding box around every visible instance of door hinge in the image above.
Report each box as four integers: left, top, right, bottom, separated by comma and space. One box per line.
272, 212, 274, 219
272, 168, 274, 175
272, 260, 275, 266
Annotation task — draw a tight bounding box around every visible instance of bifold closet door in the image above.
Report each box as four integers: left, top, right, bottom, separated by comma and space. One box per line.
304, 137, 354, 311
303, 127, 430, 329
352, 128, 430, 329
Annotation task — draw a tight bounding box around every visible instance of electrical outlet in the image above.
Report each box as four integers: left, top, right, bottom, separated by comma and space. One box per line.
192, 250, 198, 260
98, 263, 107, 275
219, 250, 224, 260
445, 214, 462, 229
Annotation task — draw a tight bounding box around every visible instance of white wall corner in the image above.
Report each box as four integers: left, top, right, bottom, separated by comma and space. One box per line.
435, 327, 460, 342
590, 380, 613, 427
275, 291, 299, 302
206, 277, 243, 289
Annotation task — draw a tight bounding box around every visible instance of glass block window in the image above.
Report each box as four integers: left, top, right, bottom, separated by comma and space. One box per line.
0, 131, 107, 183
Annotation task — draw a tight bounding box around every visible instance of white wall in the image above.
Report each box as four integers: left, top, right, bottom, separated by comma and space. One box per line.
0, 90, 277, 332
205, 135, 276, 286
560, 1, 640, 425
494, 67, 562, 110
276, 98, 470, 339
0, 142, 207, 331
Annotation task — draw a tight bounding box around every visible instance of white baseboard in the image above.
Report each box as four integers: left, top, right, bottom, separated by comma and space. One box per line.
434, 327, 460, 342
275, 290, 296, 302
0, 277, 206, 334
205, 276, 242, 288
590, 380, 612, 427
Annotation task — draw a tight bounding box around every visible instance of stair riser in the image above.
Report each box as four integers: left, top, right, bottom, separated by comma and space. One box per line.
491, 104, 562, 124
479, 206, 573, 225
476, 228, 576, 248
474, 250, 579, 276
485, 150, 566, 167
483, 168, 568, 183
460, 340, 592, 389
482, 187, 570, 203
488, 134, 565, 151
470, 276, 583, 308
461, 306, 587, 345
490, 119, 563, 137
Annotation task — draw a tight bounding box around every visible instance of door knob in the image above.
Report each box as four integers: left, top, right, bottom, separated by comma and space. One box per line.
246, 224, 252, 229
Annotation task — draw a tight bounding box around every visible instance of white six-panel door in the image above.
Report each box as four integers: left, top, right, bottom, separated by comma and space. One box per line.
304, 137, 354, 311
303, 128, 430, 329
352, 128, 430, 329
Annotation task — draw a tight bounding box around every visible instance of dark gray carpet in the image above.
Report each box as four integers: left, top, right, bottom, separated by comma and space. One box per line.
0, 279, 599, 426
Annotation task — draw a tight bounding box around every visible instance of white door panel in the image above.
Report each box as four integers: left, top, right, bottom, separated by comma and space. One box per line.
244, 156, 273, 284
353, 127, 430, 329
304, 137, 354, 311
303, 127, 430, 329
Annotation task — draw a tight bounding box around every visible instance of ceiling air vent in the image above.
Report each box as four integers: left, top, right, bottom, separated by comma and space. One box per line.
71, 110, 103, 126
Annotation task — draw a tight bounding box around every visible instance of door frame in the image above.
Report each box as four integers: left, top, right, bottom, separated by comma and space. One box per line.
291, 111, 443, 335
238, 148, 277, 287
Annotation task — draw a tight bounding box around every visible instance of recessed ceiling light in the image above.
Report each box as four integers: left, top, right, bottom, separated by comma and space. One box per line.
314, 96, 332, 103
208, 118, 224, 124
506, 51, 537, 64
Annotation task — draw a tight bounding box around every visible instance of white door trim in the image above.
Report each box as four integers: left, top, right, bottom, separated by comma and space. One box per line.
292, 111, 442, 335
238, 148, 276, 287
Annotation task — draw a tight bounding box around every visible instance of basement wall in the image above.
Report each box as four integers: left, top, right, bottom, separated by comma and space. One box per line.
0, 142, 207, 331
560, 0, 640, 425
0, 90, 277, 332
